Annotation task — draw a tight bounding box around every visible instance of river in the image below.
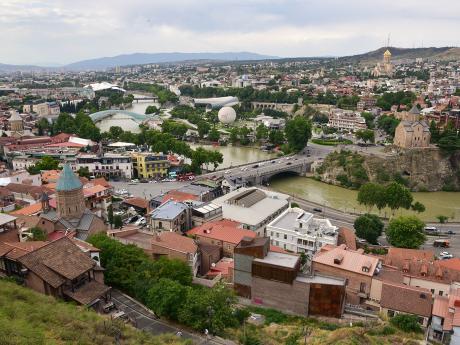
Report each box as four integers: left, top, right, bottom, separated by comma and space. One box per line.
270, 175, 460, 222
189, 143, 278, 169
127, 99, 459, 222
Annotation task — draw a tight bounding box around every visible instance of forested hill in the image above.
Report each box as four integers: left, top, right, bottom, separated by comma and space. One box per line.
340, 46, 460, 64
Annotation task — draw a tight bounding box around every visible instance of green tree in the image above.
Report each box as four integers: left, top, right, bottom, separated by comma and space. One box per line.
76, 167, 90, 179
355, 129, 375, 144
255, 124, 269, 141
29, 226, 47, 241
37, 118, 51, 136
109, 126, 124, 140
197, 120, 211, 138
357, 183, 382, 212
113, 215, 123, 229
27, 156, 60, 174
384, 182, 414, 216
145, 105, 159, 114
178, 284, 237, 335
53, 112, 76, 134
268, 130, 285, 146
107, 205, 114, 228
208, 128, 220, 142
229, 128, 239, 144
284, 116, 312, 152
386, 216, 426, 249
390, 314, 422, 333
354, 214, 384, 244
146, 278, 187, 320
438, 135, 460, 152
437, 215, 449, 224
411, 201, 426, 214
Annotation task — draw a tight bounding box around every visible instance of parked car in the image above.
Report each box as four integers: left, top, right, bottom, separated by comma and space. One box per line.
313, 207, 323, 213
225, 170, 231, 174
134, 217, 146, 226
446, 230, 456, 235
440, 251, 453, 259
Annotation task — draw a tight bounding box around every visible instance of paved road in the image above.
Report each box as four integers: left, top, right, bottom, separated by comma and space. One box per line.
111, 180, 189, 199
111, 290, 233, 345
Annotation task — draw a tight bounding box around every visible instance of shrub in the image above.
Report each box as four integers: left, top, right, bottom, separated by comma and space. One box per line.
390, 314, 422, 333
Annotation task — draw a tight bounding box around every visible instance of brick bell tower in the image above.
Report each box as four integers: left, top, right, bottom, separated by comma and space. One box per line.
55, 164, 85, 219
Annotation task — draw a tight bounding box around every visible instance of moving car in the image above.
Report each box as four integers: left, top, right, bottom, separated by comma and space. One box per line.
313, 207, 323, 213
434, 239, 450, 248
446, 230, 456, 235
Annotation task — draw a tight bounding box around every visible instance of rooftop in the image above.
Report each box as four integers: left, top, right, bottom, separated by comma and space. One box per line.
212, 187, 289, 226
254, 251, 299, 269
56, 164, 82, 192
150, 199, 188, 220
187, 219, 255, 245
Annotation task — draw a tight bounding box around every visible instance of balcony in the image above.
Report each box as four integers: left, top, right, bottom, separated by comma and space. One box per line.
357, 291, 369, 298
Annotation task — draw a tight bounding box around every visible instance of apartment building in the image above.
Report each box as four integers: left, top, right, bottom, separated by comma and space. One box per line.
327, 109, 367, 131
76, 153, 132, 179
131, 152, 170, 179
267, 207, 338, 255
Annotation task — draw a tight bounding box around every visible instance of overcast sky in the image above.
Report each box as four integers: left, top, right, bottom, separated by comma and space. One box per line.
2, 0, 460, 65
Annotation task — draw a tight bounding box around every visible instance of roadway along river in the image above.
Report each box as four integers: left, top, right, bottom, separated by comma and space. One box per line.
270, 175, 460, 222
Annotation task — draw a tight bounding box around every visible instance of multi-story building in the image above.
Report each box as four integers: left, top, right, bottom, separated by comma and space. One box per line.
327, 109, 367, 131
76, 153, 132, 179
31, 102, 60, 117
212, 187, 290, 236
110, 228, 200, 276
266, 207, 338, 255
131, 152, 170, 179
312, 244, 380, 305
393, 119, 431, 149
187, 219, 256, 257
149, 199, 190, 233
234, 236, 346, 317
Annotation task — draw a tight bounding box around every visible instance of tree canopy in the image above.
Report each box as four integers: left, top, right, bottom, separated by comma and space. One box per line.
386, 216, 426, 249
284, 116, 312, 152
354, 214, 384, 244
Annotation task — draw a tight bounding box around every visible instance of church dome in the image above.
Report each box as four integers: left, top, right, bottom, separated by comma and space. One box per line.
56, 164, 82, 192
384, 49, 392, 57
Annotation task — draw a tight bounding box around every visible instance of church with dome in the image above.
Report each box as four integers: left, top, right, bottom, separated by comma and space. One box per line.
371, 49, 394, 77
38, 164, 107, 240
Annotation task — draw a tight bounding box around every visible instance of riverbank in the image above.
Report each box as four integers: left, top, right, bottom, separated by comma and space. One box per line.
270, 175, 460, 222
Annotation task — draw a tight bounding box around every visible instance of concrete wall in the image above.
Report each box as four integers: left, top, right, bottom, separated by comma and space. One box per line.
251, 276, 310, 316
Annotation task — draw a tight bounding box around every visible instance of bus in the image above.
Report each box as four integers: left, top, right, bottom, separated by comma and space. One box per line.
433, 239, 450, 248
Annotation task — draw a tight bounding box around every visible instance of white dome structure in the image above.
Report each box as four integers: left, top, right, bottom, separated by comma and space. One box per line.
218, 106, 236, 124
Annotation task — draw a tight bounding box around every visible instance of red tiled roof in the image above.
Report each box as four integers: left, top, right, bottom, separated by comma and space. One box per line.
11, 202, 43, 216
92, 178, 111, 188
123, 197, 149, 210
380, 282, 432, 317
338, 227, 356, 251
152, 231, 197, 254
313, 244, 379, 276
187, 219, 255, 245
437, 258, 460, 272
161, 190, 198, 203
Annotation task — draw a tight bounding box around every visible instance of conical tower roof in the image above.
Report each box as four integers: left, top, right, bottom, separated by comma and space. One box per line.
409, 104, 420, 115
384, 49, 392, 57
9, 111, 22, 122
56, 164, 82, 192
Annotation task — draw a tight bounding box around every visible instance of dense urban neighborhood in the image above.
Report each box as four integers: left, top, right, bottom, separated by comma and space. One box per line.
1, 13, 460, 343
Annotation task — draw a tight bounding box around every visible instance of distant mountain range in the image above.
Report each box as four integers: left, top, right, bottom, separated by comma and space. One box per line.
0, 52, 278, 73
2, 47, 460, 73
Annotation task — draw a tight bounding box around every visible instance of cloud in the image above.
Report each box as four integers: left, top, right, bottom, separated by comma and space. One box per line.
1, 0, 459, 65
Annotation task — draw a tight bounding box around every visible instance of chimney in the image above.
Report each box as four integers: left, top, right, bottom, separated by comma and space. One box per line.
334, 253, 344, 265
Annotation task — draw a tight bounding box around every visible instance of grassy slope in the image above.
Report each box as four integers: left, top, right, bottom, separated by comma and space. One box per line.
0, 279, 191, 345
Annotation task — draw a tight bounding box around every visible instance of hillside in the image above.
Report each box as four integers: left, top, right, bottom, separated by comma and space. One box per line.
340, 46, 460, 64
315, 148, 460, 192
0, 279, 191, 345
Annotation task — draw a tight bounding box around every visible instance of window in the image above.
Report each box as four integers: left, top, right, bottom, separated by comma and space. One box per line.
158, 221, 163, 229
270, 231, 274, 237
284, 234, 287, 240
431, 289, 435, 294
439, 291, 444, 296
359, 282, 366, 293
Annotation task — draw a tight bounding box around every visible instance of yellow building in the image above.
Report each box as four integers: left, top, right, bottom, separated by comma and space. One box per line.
131, 152, 170, 179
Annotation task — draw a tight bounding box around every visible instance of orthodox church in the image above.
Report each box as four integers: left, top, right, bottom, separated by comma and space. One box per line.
38, 164, 106, 240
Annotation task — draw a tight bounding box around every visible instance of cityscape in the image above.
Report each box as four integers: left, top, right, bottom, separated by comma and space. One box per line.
1, 1, 460, 344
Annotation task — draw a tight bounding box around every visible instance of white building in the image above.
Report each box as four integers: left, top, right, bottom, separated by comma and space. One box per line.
328, 109, 366, 131
76, 153, 133, 179
254, 115, 286, 130
212, 187, 290, 236
267, 207, 338, 255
